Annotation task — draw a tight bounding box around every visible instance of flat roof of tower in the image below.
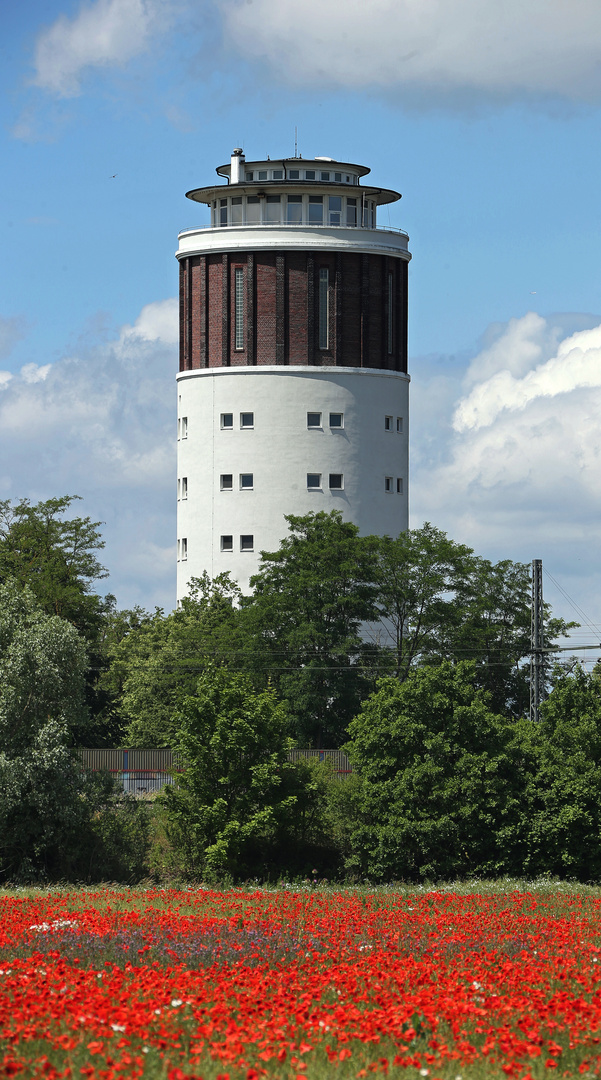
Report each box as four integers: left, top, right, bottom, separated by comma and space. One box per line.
216, 156, 372, 180
186, 154, 401, 207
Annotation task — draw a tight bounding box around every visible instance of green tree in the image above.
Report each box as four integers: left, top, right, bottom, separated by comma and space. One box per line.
0, 495, 117, 741
162, 667, 314, 880
373, 526, 574, 716
106, 573, 245, 748
523, 667, 601, 880
342, 662, 529, 882
372, 523, 476, 679
0, 579, 149, 881
0, 496, 109, 637
244, 511, 380, 747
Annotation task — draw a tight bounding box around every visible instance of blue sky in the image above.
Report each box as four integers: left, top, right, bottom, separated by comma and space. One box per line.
2, 0, 601, 656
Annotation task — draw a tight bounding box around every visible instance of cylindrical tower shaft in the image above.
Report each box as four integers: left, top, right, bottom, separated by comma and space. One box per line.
176, 150, 411, 599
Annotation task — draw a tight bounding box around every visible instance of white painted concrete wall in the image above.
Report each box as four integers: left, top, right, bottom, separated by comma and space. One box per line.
177, 224, 409, 260
176, 366, 409, 599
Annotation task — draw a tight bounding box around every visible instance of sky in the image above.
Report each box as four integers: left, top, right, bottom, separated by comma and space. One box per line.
2, 0, 601, 657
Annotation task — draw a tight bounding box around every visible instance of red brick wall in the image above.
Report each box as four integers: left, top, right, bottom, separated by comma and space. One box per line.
206, 255, 222, 366
287, 252, 308, 365
255, 254, 277, 365
178, 249, 408, 373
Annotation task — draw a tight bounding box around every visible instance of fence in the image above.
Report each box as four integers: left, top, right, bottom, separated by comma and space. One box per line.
76, 748, 352, 795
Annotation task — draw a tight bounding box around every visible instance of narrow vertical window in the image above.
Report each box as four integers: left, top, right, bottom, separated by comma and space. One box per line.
265, 195, 281, 223
235, 268, 244, 349
309, 195, 323, 223
287, 195, 303, 224
219, 199, 227, 226
181, 538, 188, 561
181, 477, 188, 499
246, 196, 260, 224
319, 268, 329, 350
181, 417, 188, 438
388, 272, 393, 355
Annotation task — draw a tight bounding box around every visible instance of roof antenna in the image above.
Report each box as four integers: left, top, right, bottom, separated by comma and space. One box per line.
294, 126, 298, 158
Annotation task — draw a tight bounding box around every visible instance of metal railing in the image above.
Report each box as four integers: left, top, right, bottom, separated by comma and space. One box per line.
76, 747, 352, 795
179, 222, 409, 239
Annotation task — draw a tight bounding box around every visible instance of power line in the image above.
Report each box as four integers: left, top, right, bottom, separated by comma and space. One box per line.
543, 566, 601, 637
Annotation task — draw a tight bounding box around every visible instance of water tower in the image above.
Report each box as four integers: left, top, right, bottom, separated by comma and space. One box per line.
176, 149, 411, 597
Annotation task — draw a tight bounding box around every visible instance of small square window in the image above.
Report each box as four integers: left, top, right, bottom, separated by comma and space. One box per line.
329, 412, 343, 428
221, 413, 233, 429
272, 169, 283, 179
320, 171, 330, 181
305, 169, 315, 180
181, 538, 188, 561
385, 476, 393, 493
307, 473, 322, 489
181, 477, 188, 499
329, 473, 343, 490
384, 415, 393, 431
245, 171, 254, 180
240, 412, 254, 428
289, 168, 300, 179
240, 473, 253, 489
397, 416, 403, 432
220, 474, 233, 490
397, 478, 403, 494
180, 417, 188, 439
221, 535, 233, 552
334, 172, 342, 182
258, 170, 267, 181
307, 412, 322, 428
240, 534, 254, 551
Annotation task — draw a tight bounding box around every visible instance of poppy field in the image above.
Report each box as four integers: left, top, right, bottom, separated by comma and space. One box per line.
1, 886, 601, 1080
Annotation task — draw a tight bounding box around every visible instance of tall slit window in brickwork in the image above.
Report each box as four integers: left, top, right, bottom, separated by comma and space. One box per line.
234, 268, 244, 349
388, 272, 394, 355
319, 268, 329, 350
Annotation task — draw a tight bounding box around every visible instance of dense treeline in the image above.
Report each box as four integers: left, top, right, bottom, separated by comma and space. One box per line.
2, 495, 600, 885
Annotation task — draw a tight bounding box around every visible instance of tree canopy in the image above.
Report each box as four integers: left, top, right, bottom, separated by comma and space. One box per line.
243, 511, 381, 746
342, 661, 527, 882
162, 667, 315, 879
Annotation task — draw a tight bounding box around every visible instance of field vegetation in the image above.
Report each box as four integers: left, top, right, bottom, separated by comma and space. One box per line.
2, 884, 601, 1079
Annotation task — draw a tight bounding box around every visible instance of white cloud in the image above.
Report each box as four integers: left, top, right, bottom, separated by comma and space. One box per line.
119, 297, 179, 346
0, 299, 178, 611
411, 312, 601, 642
222, 0, 601, 101
33, 0, 170, 97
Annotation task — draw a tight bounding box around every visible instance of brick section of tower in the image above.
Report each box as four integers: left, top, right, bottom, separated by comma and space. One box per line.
179, 250, 408, 372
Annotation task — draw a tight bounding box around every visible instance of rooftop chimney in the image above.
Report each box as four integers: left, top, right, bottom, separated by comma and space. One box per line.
230, 148, 245, 184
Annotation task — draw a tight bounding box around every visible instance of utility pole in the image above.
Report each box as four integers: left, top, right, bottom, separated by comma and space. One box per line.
530, 558, 545, 722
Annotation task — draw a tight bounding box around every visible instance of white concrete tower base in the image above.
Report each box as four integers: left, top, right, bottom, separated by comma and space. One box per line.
177, 366, 409, 599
